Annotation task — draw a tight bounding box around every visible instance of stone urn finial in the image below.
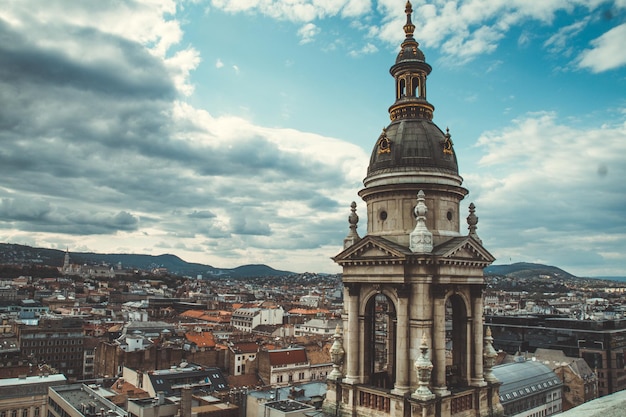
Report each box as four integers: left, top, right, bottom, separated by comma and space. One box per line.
413, 333, 435, 400
467, 202, 482, 245
410, 191, 433, 253
343, 201, 361, 249
328, 324, 345, 381
484, 326, 498, 383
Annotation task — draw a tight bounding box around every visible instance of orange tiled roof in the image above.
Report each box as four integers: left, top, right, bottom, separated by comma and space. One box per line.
231, 342, 259, 354
205, 312, 231, 323
184, 330, 216, 348
269, 348, 307, 366
180, 310, 207, 318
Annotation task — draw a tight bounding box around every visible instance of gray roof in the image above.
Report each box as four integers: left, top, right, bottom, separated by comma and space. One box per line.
492, 360, 562, 403
248, 381, 327, 402
367, 119, 459, 177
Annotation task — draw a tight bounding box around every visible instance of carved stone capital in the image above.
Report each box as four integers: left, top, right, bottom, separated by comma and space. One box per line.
431, 284, 448, 299
344, 282, 361, 297
470, 284, 486, 299
395, 284, 411, 298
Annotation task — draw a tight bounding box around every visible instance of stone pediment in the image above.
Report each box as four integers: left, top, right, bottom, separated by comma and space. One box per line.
334, 235, 495, 266
333, 235, 411, 264
433, 236, 495, 264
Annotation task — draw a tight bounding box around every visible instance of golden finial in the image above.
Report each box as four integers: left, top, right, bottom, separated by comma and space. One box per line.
404, 1, 416, 39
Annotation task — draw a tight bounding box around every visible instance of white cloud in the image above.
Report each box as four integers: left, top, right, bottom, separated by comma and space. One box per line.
544, 17, 589, 57
577, 23, 626, 72
215, 58, 224, 68
209, 0, 619, 64
211, 0, 370, 21
348, 42, 378, 57
298, 22, 320, 44
0, 0, 370, 273
372, 0, 608, 64
466, 111, 626, 276
165, 48, 201, 96
342, 0, 372, 17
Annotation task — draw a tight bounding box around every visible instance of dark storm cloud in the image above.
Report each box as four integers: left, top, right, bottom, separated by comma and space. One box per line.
0, 2, 368, 272
187, 210, 217, 219
0, 20, 176, 100
0, 197, 139, 234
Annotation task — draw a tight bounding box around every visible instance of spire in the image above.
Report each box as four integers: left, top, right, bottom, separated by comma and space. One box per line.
410, 191, 433, 253
467, 202, 482, 244
389, 1, 434, 122
403, 1, 416, 41
343, 201, 361, 249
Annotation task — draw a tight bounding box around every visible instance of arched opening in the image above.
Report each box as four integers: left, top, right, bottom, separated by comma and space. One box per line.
445, 294, 468, 390
411, 76, 420, 97
399, 79, 406, 98
364, 293, 396, 389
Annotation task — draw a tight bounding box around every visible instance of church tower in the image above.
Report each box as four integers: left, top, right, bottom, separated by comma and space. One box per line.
323, 2, 503, 417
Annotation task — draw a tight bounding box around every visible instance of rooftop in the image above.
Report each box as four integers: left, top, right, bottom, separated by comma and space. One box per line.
0, 373, 66, 387
51, 384, 126, 417
560, 390, 626, 417
265, 399, 314, 412
492, 359, 562, 403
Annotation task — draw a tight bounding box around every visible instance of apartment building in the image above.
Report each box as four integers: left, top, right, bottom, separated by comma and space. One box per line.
231, 307, 284, 333
14, 317, 84, 380
258, 347, 311, 387
0, 374, 66, 417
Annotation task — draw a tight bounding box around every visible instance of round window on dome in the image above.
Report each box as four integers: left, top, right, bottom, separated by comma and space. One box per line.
447, 210, 453, 221
379, 211, 388, 221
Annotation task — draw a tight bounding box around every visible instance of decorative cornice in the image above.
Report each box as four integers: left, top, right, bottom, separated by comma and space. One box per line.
389, 103, 434, 121
336, 254, 491, 268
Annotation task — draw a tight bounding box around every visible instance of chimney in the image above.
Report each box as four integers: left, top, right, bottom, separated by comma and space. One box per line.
181, 385, 192, 417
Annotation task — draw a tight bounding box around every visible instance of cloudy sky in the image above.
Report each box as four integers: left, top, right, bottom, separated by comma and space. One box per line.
1, 0, 624, 277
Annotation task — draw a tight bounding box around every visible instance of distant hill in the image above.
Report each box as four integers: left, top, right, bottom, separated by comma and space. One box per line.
484, 262, 577, 279
0, 243, 293, 278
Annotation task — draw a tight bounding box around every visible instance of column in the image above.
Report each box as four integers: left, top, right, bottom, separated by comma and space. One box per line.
392, 285, 410, 394
344, 283, 360, 384
432, 285, 450, 396
471, 286, 486, 386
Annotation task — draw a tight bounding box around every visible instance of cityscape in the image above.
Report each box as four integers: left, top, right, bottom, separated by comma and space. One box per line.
1, 244, 626, 417
1, 1, 625, 417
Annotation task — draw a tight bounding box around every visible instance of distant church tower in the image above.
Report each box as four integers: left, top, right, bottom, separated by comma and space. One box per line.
63, 248, 71, 274
323, 3, 502, 417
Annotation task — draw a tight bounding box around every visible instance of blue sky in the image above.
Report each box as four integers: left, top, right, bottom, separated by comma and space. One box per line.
0, 0, 625, 277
